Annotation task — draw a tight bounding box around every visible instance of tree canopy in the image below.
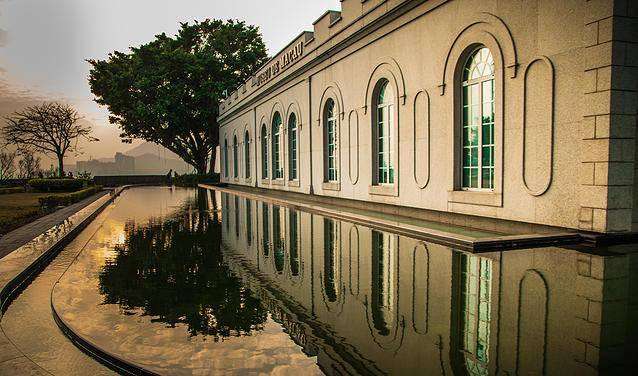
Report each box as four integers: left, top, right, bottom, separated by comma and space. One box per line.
88, 19, 268, 174
2, 102, 96, 177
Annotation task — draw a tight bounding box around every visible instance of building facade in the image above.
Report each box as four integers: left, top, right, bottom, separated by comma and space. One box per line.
217, 0, 638, 234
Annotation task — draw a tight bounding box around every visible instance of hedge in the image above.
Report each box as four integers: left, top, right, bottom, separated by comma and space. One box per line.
28, 178, 90, 192
0, 186, 25, 195
39, 185, 103, 207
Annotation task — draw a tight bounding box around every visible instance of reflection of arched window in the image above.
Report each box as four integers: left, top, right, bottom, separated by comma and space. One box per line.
244, 131, 251, 179
261, 203, 269, 256
272, 112, 283, 179
324, 99, 338, 182
371, 230, 396, 336
223, 138, 229, 178
452, 253, 492, 376
233, 135, 238, 178
261, 124, 268, 179
323, 218, 339, 302
461, 47, 495, 190
289, 209, 299, 276
234, 196, 240, 237
288, 113, 298, 181
373, 80, 395, 185
246, 199, 252, 246
273, 206, 284, 273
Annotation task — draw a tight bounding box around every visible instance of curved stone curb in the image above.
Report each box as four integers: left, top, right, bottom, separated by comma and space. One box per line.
50, 300, 160, 376
0, 186, 127, 375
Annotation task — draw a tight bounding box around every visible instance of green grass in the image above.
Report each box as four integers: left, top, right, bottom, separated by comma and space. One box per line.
0, 192, 63, 235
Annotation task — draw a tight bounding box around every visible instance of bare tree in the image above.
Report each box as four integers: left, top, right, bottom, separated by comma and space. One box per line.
2, 102, 98, 177
17, 151, 42, 179
0, 151, 17, 180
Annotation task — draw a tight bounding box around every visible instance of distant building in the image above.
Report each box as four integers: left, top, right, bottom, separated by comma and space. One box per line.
75, 152, 191, 176
76, 152, 135, 176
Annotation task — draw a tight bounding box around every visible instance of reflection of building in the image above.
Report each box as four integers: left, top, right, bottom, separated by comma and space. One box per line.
218, 191, 638, 375
217, 0, 638, 234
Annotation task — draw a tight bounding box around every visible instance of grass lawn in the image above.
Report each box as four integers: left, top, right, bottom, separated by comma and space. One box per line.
0, 192, 55, 235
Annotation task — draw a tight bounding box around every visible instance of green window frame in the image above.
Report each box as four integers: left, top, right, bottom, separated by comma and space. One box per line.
261, 124, 268, 179
288, 113, 298, 181
324, 99, 338, 182
244, 131, 251, 179
462, 47, 495, 190
233, 135, 238, 178
223, 139, 229, 178
375, 80, 395, 185
272, 112, 283, 180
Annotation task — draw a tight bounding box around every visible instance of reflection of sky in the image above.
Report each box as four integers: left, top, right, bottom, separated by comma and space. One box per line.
52, 187, 322, 375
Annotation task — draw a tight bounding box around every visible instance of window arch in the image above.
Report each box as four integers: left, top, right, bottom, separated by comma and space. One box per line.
288, 113, 298, 181
223, 138, 229, 178
272, 112, 283, 180
461, 47, 495, 190
244, 130, 251, 179
373, 80, 395, 185
233, 135, 238, 178
261, 124, 268, 179
324, 99, 338, 182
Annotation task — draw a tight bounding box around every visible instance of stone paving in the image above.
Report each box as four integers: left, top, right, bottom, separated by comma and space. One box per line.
0, 192, 107, 260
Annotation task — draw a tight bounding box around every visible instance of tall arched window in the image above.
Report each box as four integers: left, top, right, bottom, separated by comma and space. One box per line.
371, 230, 396, 336
323, 218, 339, 302
223, 138, 229, 178
246, 199, 252, 246
262, 203, 270, 256
289, 209, 299, 277
233, 135, 238, 178
273, 206, 284, 273
452, 253, 493, 376
374, 80, 395, 185
244, 131, 251, 179
261, 124, 268, 179
462, 47, 495, 190
324, 99, 338, 182
288, 113, 298, 181
272, 112, 283, 180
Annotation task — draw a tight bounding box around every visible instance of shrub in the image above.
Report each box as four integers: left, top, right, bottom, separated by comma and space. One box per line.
173, 174, 219, 187
39, 185, 103, 207
28, 178, 91, 192
0, 186, 25, 194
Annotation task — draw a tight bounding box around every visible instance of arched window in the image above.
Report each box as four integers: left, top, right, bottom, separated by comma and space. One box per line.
323, 218, 340, 303
261, 124, 268, 179
244, 131, 251, 179
289, 209, 299, 277
461, 47, 495, 190
273, 206, 284, 273
234, 196, 240, 237
374, 80, 395, 185
324, 99, 338, 182
246, 199, 252, 246
262, 203, 270, 256
233, 135, 238, 178
371, 230, 396, 336
288, 113, 298, 181
272, 112, 283, 180
452, 253, 493, 376
223, 138, 229, 178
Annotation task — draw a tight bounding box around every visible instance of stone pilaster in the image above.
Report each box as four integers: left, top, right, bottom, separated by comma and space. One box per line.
580, 0, 638, 232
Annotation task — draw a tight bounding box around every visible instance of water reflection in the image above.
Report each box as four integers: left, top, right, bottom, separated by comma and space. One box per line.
219, 191, 638, 375
98, 189, 267, 340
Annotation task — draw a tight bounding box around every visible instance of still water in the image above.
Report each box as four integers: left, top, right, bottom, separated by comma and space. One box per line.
52, 187, 636, 375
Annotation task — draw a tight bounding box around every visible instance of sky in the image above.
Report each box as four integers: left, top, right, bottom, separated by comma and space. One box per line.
0, 0, 340, 165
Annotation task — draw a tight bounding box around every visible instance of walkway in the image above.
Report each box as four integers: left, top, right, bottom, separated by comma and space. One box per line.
0, 192, 107, 260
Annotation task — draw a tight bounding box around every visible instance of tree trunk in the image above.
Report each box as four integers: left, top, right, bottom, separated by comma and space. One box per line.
208, 148, 217, 175
57, 154, 65, 177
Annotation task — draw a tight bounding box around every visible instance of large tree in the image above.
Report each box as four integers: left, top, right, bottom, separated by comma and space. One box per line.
87, 19, 268, 174
2, 102, 97, 177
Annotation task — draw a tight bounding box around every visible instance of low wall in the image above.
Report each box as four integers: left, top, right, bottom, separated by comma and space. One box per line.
93, 175, 169, 187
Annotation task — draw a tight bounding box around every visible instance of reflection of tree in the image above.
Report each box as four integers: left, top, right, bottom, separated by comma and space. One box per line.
98, 188, 267, 340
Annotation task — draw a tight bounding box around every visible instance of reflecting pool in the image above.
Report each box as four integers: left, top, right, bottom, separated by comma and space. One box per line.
52, 187, 637, 375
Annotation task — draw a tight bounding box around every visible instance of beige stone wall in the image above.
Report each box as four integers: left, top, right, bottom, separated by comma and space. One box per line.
218, 0, 637, 233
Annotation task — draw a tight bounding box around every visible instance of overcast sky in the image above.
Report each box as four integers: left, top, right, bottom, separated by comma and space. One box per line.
0, 0, 340, 163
